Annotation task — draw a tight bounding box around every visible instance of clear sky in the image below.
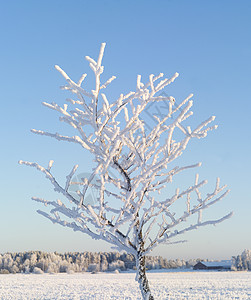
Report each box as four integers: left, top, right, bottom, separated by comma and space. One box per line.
0, 0, 250, 260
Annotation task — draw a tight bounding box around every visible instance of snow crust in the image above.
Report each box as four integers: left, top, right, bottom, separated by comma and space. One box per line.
0, 271, 250, 299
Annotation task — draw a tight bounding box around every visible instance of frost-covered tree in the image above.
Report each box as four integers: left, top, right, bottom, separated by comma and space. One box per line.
236, 255, 243, 270
108, 259, 125, 271
19, 43, 232, 299
241, 249, 251, 270
232, 249, 251, 271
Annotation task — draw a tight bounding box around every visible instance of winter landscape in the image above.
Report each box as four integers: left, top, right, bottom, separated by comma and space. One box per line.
13, 19, 251, 300
0, 250, 250, 299
2, 2, 251, 300
17, 36, 236, 298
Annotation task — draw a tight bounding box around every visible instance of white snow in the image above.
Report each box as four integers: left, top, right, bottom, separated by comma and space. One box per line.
0, 271, 250, 299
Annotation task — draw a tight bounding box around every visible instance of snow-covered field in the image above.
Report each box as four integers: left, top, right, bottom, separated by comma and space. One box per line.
0, 271, 250, 299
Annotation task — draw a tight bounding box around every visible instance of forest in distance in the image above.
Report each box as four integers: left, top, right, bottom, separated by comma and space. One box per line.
0, 249, 250, 274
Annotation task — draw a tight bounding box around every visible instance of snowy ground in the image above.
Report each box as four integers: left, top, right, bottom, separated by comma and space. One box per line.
0, 271, 250, 299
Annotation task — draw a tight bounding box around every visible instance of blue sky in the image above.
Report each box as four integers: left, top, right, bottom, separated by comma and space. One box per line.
0, 0, 250, 260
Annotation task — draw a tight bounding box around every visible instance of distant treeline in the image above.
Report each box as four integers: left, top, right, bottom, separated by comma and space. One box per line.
0, 251, 201, 274
0, 250, 250, 274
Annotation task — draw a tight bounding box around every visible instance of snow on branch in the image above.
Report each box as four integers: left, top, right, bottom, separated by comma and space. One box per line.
19, 160, 80, 206
31, 129, 93, 151
144, 176, 232, 253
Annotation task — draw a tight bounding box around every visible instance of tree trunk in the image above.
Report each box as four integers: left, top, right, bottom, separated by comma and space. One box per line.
135, 252, 154, 300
